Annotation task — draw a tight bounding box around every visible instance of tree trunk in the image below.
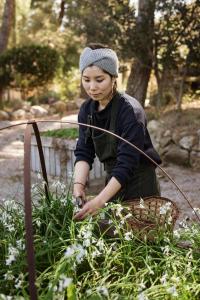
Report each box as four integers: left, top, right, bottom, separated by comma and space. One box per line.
0, 0, 15, 53
126, 0, 155, 107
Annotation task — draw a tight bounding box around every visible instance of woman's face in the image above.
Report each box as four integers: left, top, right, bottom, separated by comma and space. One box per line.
82, 66, 114, 102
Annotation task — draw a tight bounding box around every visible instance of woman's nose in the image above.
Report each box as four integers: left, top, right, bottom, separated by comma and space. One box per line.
89, 82, 97, 91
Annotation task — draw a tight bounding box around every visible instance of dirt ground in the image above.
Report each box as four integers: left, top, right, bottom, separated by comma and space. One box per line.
0, 113, 200, 225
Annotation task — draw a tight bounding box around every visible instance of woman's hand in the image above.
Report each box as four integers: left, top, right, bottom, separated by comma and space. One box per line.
73, 196, 106, 220
73, 183, 86, 201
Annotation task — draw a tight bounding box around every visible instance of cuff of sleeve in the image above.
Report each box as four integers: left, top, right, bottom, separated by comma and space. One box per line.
75, 158, 93, 170
111, 173, 127, 187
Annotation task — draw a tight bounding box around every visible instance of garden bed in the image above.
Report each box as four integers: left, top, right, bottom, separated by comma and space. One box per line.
31, 128, 106, 181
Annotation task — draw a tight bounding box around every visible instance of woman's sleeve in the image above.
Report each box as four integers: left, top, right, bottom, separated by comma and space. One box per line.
111, 106, 146, 186
74, 102, 96, 170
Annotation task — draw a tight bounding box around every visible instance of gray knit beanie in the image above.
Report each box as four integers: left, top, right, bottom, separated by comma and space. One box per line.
79, 47, 119, 77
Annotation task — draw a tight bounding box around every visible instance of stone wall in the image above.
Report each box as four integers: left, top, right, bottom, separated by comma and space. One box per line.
148, 120, 200, 170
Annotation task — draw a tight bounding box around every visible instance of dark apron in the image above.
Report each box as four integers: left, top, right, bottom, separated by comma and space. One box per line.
87, 95, 160, 202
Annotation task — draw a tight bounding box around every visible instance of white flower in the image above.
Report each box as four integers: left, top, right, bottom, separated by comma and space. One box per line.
96, 239, 105, 251
99, 212, 105, 219
167, 285, 178, 296
138, 282, 146, 292
83, 239, 91, 247
173, 230, 181, 239
96, 286, 109, 297
36, 219, 41, 227
65, 244, 86, 264
139, 198, 145, 209
160, 202, 171, 215
86, 289, 93, 295
65, 246, 75, 258
16, 239, 25, 250
91, 249, 101, 258
193, 207, 200, 214
5, 245, 19, 266
58, 275, 72, 292
124, 231, 133, 241
160, 272, 168, 285
4, 271, 14, 281
138, 292, 149, 300
161, 245, 170, 256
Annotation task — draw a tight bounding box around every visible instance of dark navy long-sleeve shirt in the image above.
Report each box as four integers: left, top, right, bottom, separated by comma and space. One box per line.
74, 92, 161, 187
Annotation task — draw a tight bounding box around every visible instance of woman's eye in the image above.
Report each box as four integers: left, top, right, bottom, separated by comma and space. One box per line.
97, 79, 103, 83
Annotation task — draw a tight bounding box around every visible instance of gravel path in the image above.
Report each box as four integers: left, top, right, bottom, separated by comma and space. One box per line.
0, 116, 200, 224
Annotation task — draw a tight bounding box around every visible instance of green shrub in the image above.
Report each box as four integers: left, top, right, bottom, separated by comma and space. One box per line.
0, 45, 60, 91
41, 128, 78, 139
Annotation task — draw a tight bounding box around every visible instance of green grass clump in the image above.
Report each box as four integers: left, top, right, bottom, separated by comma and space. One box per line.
41, 128, 78, 139
1, 178, 200, 299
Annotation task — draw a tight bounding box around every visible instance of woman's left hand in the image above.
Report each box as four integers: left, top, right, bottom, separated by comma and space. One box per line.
73, 197, 106, 220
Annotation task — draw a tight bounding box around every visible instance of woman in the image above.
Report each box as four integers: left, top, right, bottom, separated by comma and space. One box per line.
73, 43, 161, 220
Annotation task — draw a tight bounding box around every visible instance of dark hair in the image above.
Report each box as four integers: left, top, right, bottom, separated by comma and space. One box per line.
87, 43, 109, 50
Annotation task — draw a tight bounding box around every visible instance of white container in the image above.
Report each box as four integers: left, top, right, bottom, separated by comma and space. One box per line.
31, 135, 106, 182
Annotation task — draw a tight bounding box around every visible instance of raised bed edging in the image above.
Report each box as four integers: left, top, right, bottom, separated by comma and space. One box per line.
31, 135, 106, 182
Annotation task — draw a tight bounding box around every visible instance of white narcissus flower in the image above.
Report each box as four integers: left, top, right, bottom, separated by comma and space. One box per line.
124, 231, 133, 241
138, 292, 149, 300
96, 286, 109, 297
167, 285, 178, 297
160, 202, 171, 215
139, 197, 145, 209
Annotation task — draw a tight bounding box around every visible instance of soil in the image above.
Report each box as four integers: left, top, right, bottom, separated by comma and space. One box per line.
0, 105, 200, 226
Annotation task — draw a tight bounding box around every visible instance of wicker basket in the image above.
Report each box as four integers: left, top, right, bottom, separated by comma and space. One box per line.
123, 196, 179, 232
98, 196, 179, 238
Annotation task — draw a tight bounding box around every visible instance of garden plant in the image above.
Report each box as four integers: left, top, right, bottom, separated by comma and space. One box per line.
1, 175, 200, 300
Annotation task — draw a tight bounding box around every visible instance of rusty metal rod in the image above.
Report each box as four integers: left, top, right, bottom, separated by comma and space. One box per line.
0, 119, 200, 223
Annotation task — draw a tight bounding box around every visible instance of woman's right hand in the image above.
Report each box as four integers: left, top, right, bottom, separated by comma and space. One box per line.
73, 183, 86, 200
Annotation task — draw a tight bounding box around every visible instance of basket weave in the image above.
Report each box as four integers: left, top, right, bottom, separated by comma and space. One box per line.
98, 196, 179, 238
123, 196, 179, 232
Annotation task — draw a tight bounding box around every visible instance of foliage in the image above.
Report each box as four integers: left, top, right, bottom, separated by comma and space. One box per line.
0, 44, 60, 91
1, 178, 200, 299
41, 128, 78, 139
153, 0, 200, 106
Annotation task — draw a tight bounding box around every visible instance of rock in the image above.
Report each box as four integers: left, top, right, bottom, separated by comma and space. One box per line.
66, 101, 77, 111
30, 105, 48, 117
22, 101, 31, 112
164, 144, 189, 166
190, 151, 200, 170
147, 120, 163, 133
0, 110, 10, 121
163, 129, 171, 137
160, 136, 172, 148
179, 136, 196, 150
51, 101, 66, 113
11, 109, 26, 120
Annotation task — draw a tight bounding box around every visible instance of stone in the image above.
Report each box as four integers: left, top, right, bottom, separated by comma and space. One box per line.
164, 144, 189, 166
147, 120, 163, 133
11, 109, 26, 120
179, 136, 196, 150
0, 110, 10, 121
51, 101, 66, 113
190, 151, 200, 170
160, 136, 172, 148
163, 129, 171, 137
30, 105, 48, 117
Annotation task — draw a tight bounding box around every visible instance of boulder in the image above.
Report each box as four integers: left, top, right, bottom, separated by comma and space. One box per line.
0, 110, 10, 121
51, 101, 66, 113
164, 144, 189, 166
11, 109, 26, 120
30, 105, 48, 117
179, 136, 196, 150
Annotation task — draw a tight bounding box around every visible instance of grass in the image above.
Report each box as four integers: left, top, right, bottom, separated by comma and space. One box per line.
41, 128, 78, 139
0, 178, 200, 299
